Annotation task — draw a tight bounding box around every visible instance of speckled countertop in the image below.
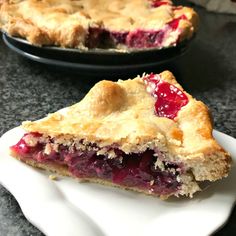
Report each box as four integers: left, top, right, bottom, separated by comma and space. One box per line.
0, 3, 236, 236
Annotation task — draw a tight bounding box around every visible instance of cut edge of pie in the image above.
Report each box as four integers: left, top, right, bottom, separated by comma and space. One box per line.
0, 0, 198, 51
10, 71, 232, 199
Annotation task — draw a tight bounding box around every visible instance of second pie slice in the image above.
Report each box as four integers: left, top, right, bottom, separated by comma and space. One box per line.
10, 71, 231, 199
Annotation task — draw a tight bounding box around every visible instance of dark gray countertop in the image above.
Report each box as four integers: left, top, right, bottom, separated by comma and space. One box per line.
0, 3, 236, 236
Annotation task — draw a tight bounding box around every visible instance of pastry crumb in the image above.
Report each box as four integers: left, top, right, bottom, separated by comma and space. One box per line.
49, 174, 58, 180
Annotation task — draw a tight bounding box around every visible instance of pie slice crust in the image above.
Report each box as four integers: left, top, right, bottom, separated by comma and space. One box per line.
10, 71, 231, 199
0, 0, 198, 50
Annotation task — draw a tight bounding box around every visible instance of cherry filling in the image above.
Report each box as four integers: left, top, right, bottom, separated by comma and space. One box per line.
110, 32, 129, 45
110, 15, 186, 49
151, 0, 171, 8
11, 133, 183, 195
125, 30, 165, 48
85, 13, 186, 49
144, 73, 189, 119
168, 15, 187, 30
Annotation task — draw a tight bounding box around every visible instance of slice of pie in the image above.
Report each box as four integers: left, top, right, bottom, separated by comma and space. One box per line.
10, 71, 231, 199
0, 0, 198, 50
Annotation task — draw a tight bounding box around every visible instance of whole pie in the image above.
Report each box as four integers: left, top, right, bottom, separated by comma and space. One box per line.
0, 0, 198, 50
10, 71, 231, 199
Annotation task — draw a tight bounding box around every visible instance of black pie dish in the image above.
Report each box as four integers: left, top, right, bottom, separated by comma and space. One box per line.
2, 33, 194, 76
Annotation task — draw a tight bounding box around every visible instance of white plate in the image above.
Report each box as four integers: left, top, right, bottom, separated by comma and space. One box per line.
0, 127, 235, 236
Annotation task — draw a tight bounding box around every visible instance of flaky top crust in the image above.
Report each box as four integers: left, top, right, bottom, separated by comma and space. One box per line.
22, 70, 229, 161
0, 0, 198, 48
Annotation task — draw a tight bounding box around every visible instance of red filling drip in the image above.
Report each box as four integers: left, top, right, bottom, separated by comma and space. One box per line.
168, 15, 187, 30
11, 133, 182, 195
11, 132, 42, 154
151, 1, 170, 8
144, 73, 189, 119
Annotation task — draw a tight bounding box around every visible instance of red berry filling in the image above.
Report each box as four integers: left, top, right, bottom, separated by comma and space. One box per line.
168, 15, 187, 30
11, 133, 184, 195
151, 1, 171, 8
126, 29, 165, 48
144, 73, 189, 119
85, 12, 187, 49
11, 132, 43, 155
109, 15, 187, 49
110, 32, 129, 45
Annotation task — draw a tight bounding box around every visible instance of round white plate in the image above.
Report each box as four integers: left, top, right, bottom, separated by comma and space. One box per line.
0, 127, 235, 236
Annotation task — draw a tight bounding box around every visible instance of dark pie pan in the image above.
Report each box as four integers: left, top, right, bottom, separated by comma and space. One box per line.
2, 33, 194, 76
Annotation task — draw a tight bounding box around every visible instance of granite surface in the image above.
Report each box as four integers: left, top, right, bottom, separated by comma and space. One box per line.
0, 2, 236, 236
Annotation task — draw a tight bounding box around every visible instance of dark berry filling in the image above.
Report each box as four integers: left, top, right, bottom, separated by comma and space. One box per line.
144, 73, 189, 119
84, 13, 187, 49
111, 16, 186, 49
85, 27, 104, 48
85, 27, 113, 48
110, 32, 129, 45
11, 133, 183, 195
126, 29, 165, 48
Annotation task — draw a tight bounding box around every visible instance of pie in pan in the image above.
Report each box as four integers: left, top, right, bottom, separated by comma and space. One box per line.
0, 0, 198, 51
10, 71, 231, 199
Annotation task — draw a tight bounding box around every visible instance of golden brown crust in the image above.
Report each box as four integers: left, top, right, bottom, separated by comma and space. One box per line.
20, 70, 232, 183
0, 0, 198, 49
6, 17, 51, 46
